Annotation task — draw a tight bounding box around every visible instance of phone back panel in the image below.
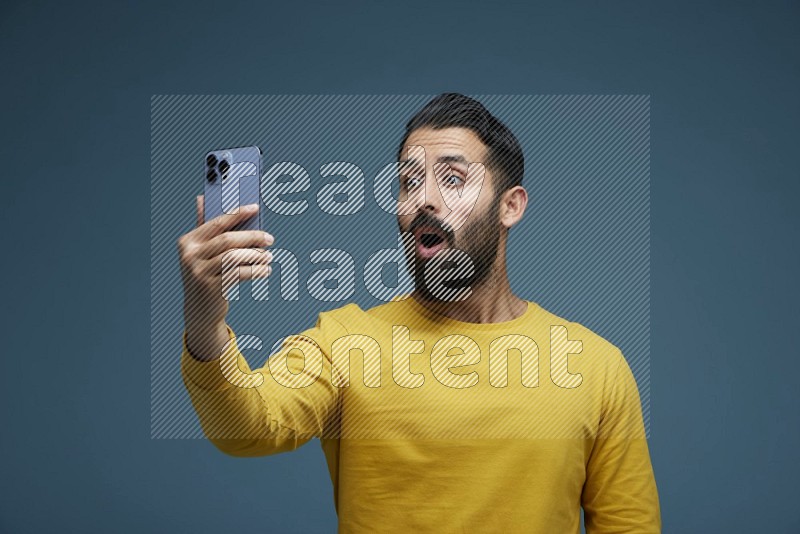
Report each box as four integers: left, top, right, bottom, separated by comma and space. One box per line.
203, 146, 262, 231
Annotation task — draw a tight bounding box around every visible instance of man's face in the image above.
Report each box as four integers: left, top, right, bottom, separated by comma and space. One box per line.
396, 126, 503, 296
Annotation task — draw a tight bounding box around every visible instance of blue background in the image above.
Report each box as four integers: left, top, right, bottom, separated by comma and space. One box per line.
1, 1, 798, 532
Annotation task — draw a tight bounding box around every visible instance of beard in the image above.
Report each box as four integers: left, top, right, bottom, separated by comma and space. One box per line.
399, 201, 501, 301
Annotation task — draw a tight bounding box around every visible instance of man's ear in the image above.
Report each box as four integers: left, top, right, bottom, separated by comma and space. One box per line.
499, 186, 528, 229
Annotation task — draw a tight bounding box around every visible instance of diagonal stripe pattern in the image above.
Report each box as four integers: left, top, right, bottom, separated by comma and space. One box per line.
151, 95, 650, 440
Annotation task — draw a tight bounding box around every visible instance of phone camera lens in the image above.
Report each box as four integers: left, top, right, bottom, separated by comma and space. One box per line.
217, 159, 230, 179
206, 168, 217, 182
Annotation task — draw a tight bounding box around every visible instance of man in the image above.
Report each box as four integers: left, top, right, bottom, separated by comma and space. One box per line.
177, 93, 661, 532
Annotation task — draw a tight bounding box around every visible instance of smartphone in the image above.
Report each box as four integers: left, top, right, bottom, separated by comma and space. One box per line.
203, 146, 262, 231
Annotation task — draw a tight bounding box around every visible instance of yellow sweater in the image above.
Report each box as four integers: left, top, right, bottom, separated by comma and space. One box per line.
181, 297, 661, 533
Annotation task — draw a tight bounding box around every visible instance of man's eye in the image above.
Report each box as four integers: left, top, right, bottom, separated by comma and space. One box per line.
443, 175, 464, 187
405, 176, 422, 189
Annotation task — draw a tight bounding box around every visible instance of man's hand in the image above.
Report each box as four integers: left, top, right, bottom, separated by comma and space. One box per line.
177, 195, 274, 361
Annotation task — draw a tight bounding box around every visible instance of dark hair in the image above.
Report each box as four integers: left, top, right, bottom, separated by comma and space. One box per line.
398, 93, 524, 196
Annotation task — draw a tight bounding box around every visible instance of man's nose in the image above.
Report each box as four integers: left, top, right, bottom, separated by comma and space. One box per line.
421, 172, 445, 215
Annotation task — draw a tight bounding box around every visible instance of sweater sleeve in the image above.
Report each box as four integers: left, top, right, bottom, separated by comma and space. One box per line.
582, 351, 662, 533
180, 312, 348, 457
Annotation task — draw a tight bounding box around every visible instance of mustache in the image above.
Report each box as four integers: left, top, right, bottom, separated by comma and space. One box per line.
408, 212, 455, 243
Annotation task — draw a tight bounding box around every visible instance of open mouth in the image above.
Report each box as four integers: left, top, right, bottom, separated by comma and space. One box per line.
413, 226, 448, 259
420, 233, 444, 248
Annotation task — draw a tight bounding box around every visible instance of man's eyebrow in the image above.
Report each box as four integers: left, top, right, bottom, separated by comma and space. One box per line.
436, 154, 469, 166
400, 158, 423, 172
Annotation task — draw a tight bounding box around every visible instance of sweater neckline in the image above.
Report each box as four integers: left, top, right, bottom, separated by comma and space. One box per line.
398, 294, 542, 332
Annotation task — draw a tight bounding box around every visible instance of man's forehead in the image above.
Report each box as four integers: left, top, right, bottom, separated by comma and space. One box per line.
402, 127, 487, 164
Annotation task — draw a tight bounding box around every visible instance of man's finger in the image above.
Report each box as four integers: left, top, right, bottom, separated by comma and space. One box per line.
197, 203, 260, 240
222, 264, 273, 291
201, 230, 273, 259
219, 248, 273, 271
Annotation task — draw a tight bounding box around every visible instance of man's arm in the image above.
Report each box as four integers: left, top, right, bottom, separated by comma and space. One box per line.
180, 312, 348, 457
582, 351, 662, 533
176, 194, 341, 457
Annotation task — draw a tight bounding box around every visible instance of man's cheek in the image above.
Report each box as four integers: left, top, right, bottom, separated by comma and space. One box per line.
443, 206, 473, 237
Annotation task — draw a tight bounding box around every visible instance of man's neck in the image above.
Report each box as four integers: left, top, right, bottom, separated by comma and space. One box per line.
411, 266, 527, 324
